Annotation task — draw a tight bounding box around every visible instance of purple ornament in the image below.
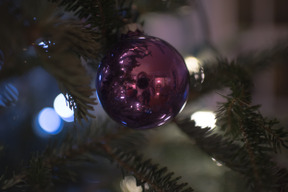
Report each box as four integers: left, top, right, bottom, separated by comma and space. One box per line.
96, 33, 189, 129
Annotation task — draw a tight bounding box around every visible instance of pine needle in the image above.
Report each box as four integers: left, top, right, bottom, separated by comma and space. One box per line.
103, 145, 194, 192
35, 19, 99, 121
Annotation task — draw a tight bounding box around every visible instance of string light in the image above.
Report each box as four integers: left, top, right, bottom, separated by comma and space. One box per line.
53, 93, 74, 122
35, 107, 63, 136
191, 111, 216, 128
185, 56, 201, 75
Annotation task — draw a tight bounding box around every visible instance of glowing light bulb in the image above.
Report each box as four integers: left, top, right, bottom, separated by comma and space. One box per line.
212, 157, 223, 166
185, 56, 205, 85
37, 107, 63, 135
120, 176, 148, 192
185, 56, 201, 75
191, 111, 216, 128
53, 93, 74, 122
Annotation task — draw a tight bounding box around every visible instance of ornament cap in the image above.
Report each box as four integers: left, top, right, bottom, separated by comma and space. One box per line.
120, 23, 144, 36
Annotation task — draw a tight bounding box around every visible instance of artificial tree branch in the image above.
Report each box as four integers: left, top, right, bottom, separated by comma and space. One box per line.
189, 43, 288, 101
103, 145, 194, 192
176, 119, 288, 192
1, 124, 194, 192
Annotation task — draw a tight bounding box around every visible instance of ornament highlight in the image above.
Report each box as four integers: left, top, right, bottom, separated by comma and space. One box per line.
96, 33, 189, 129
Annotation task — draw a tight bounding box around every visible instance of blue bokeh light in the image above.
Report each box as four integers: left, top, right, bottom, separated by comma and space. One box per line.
0, 83, 19, 107
37, 40, 55, 52
38, 41, 49, 49
35, 107, 63, 135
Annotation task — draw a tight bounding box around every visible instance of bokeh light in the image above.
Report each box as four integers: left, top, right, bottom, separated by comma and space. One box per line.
38, 40, 55, 49
120, 176, 148, 192
53, 93, 74, 122
185, 56, 205, 85
0, 83, 19, 107
35, 107, 63, 135
191, 111, 216, 128
185, 56, 201, 75
212, 157, 223, 167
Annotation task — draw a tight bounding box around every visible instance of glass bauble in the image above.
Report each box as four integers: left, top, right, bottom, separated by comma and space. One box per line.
96, 33, 189, 129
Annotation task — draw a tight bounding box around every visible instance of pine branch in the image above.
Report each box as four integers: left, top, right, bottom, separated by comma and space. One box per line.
176, 119, 288, 191
1, 173, 26, 191
179, 71, 288, 191
35, 19, 99, 121
216, 81, 288, 151
0, 2, 98, 121
103, 145, 194, 192
48, 0, 127, 24
237, 43, 288, 71
176, 120, 249, 175
0, 126, 134, 191
135, 0, 190, 13
216, 78, 288, 190
48, 0, 128, 49
0, 1, 41, 82
0, 0, 135, 121
190, 44, 288, 101
0, 124, 194, 191
189, 58, 254, 101
177, 46, 288, 191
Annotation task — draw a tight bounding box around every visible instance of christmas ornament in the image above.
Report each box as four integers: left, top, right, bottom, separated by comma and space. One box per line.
96, 31, 189, 129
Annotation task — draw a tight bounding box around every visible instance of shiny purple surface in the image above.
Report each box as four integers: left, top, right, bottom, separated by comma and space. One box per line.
96, 34, 189, 129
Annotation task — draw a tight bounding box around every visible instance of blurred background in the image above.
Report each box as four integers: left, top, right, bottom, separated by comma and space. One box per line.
0, 0, 288, 191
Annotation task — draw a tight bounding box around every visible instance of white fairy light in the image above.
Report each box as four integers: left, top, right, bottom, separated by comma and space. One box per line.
53, 93, 74, 122
191, 111, 216, 128
120, 176, 149, 192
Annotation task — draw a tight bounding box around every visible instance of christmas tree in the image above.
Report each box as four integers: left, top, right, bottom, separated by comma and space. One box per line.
1, 0, 288, 191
